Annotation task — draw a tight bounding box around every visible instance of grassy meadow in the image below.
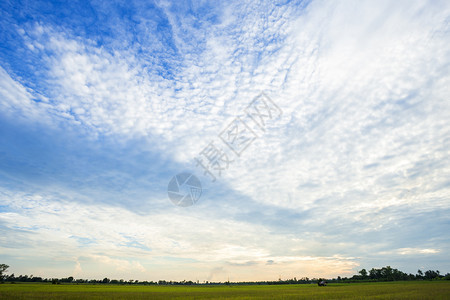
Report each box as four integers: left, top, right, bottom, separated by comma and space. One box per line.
1, 281, 449, 299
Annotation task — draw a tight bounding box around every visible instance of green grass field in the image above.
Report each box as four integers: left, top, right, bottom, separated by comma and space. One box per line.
1, 281, 449, 299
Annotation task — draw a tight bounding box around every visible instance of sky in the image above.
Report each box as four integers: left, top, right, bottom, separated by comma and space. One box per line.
0, 0, 449, 282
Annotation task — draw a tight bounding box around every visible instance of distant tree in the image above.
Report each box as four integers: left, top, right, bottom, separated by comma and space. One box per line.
369, 268, 381, 280
381, 266, 393, 280
424, 270, 440, 280
359, 269, 368, 279
0, 264, 9, 282
102, 278, 110, 284
417, 269, 423, 279
6, 273, 15, 282
60, 276, 74, 283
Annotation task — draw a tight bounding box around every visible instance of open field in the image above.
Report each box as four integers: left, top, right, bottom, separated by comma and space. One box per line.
1, 281, 450, 299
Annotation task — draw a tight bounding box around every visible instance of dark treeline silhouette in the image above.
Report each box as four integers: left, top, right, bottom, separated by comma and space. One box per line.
341, 266, 450, 282
1, 264, 449, 285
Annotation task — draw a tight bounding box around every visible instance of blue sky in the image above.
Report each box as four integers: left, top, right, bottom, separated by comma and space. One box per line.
1, 0, 449, 281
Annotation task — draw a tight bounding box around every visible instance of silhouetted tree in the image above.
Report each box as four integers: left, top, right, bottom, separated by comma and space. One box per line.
424, 270, 440, 280
60, 276, 74, 283
359, 269, 368, 279
0, 264, 9, 282
369, 268, 381, 279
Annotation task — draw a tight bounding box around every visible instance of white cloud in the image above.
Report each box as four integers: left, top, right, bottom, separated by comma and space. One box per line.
397, 248, 440, 255
0, 67, 50, 123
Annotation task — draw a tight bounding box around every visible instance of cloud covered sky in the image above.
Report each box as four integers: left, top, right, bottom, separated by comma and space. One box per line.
1, 0, 449, 281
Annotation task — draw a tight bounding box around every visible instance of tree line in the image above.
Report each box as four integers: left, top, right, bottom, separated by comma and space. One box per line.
346, 266, 448, 282
1, 264, 449, 285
